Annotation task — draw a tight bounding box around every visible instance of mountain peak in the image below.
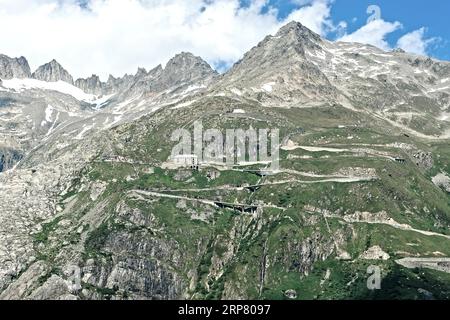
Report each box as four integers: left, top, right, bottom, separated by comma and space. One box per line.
275, 20, 322, 43
224, 21, 324, 78
171, 51, 197, 59
217, 20, 335, 105
161, 52, 217, 86
107, 74, 116, 83
74, 74, 103, 95
32, 59, 73, 84
0, 54, 31, 79
136, 67, 147, 77
166, 52, 212, 70
392, 48, 406, 54
276, 20, 304, 33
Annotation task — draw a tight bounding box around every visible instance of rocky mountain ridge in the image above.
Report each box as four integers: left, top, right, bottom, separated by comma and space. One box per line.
1, 52, 218, 98
32, 59, 74, 84
0, 54, 31, 80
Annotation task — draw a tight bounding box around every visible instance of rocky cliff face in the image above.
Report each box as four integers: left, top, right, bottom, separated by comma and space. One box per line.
32, 59, 74, 84
75, 75, 104, 95
0, 148, 22, 172
122, 53, 217, 98
120, 65, 163, 97
215, 21, 338, 105
0, 55, 31, 79
160, 52, 218, 88
72, 53, 218, 98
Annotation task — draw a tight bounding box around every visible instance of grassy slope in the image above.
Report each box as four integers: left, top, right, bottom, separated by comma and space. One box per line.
34, 97, 450, 299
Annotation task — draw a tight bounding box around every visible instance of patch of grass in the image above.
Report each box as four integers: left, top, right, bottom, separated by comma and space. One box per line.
34, 216, 64, 245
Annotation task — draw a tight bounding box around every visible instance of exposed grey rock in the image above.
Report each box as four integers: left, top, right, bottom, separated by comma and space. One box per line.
123, 64, 163, 96
432, 173, 450, 193
216, 21, 337, 105
392, 48, 406, 54
32, 59, 73, 84
275, 20, 323, 48
0, 261, 49, 300
0, 54, 31, 79
284, 289, 297, 299
28, 275, 73, 300
75, 74, 104, 95
123, 53, 217, 98
107, 73, 135, 91
0, 147, 23, 172
418, 288, 434, 300
135, 67, 147, 78
160, 52, 217, 88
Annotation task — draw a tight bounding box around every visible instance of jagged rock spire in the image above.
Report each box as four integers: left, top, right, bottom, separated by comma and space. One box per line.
0, 54, 31, 79
32, 59, 74, 84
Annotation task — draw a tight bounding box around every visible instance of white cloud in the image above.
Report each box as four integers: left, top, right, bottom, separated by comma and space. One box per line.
396, 27, 436, 56
0, 0, 335, 80
338, 19, 402, 50
286, 0, 343, 36
0, 0, 439, 80
337, 6, 437, 57
291, 0, 315, 5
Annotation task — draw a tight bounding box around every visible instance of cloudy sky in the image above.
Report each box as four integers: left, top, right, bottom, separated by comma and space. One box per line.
0, 0, 448, 80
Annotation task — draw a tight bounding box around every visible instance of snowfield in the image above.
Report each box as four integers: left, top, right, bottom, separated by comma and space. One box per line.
2, 78, 96, 102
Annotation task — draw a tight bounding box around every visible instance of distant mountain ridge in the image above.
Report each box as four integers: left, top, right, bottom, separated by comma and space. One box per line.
0, 54, 31, 79
0, 52, 218, 98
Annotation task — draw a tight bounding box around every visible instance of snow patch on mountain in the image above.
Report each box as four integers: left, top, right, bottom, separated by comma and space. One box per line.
45, 111, 60, 137
45, 105, 54, 122
182, 84, 206, 95
93, 94, 115, 109
262, 82, 275, 92
74, 124, 94, 140
2, 78, 96, 102
230, 88, 243, 96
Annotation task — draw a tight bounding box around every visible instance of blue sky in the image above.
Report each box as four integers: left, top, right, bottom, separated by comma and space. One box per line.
0, 0, 448, 79
270, 0, 450, 61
